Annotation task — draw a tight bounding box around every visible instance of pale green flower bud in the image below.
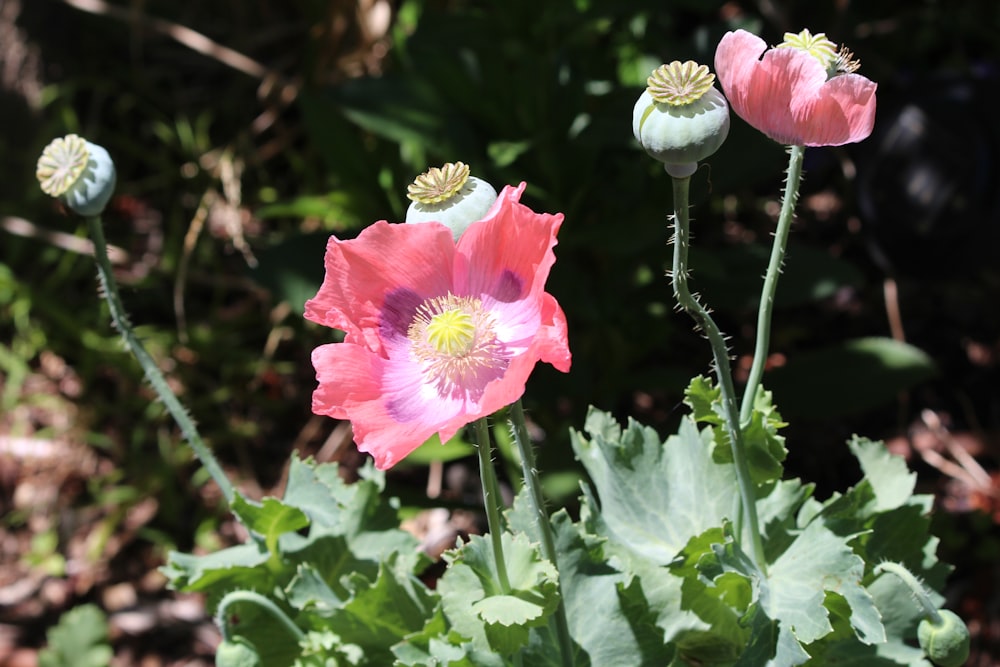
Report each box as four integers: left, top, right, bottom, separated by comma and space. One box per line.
215, 637, 263, 667
632, 61, 730, 178
36, 134, 117, 216
918, 609, 970, 667
404, 161, 498, 240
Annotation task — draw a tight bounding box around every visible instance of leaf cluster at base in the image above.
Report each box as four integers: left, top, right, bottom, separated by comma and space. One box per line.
562, 377, 950, 666
163, 377, 951, 666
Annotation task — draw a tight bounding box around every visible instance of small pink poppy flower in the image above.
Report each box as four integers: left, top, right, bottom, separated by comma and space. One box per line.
304, 183, 571, 469
714, 29, 877, 146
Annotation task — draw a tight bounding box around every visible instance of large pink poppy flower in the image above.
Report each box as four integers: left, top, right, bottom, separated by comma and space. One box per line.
714, 29, 877, 146
304, 183, 571, 469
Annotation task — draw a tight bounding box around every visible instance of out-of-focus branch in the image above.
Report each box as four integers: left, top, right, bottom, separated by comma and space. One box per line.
2, 215, 129, 264
59, 0, 276, 81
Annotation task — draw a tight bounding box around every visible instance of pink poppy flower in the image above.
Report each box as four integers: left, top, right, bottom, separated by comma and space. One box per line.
304, 183, 571, 469
714, 29, 877, 146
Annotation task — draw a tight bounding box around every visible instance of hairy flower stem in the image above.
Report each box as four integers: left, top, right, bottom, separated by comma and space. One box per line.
508, 400, 575, 667
739, 144, 805, 424
473, 417, 512, 593
670, 175, 766, 571
874, 561, 943, 624
87, 216, 235, 505
215, 589, 305, 642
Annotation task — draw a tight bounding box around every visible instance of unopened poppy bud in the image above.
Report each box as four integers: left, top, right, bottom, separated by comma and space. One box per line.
404, 161, 498, 240
918, 609, 970, 667
632, 61, 730, 178
36, 134, 117, 216
215, 637, 262, 667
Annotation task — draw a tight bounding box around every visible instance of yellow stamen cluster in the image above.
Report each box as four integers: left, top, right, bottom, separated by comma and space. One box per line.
833, 45, 861, 75
36, 134, 90, 197
407, 293, 502, 390
406, 162, 471, 204
646, 61, 716, 106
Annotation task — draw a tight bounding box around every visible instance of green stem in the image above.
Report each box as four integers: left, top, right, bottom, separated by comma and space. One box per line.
508, 400, 574, 667
670, 175, 766, 571
739, 144, 805, 425
86, 216, 235, 505
873, 562, 943, 624
473, 417, 512, 593
215, 589, 305, 642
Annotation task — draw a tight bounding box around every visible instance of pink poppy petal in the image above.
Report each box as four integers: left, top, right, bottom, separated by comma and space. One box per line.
304, 221, 456, 350
475, 346, 553, 418
360, 364, 466, 468
536, 292, 572, 373
312, 342, 459, 469
473, 298, 570, 412
356, 348, 515, 468
352, 411, 442, 470
484, 297, 542, 351
797, 74, 877, 146
311, 342, 380, 422
456, 184, 564, 304
744, 47, 825, 145
715, 30, 769, 115
381, 354, 472, 425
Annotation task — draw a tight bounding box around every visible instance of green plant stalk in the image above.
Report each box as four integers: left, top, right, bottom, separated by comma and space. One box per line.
473, 417, 512, 593
669, 175, 766, 571
508, 400, 575, 667
739, 144, 805, 425
86, 216, 235, 505
215, 589, 305, 642
873, 561, 943, 624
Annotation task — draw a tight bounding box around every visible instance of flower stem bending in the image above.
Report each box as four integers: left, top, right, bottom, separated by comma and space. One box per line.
508, 400, 575, 667
873, 562, 942, 624
669, 175, 766, 571
739, 144, 805, 425
473, 417, 512, 593
86, 216, 235, 505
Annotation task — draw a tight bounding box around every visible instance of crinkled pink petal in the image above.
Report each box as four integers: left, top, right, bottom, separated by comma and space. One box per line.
456, 183, 564, 305
715, 29, 877, 146
303, 221, 455, 353
715, 30, 779, 127
795, 73, 877, 146
536, 292, 572, 373
484, 298, 541, 353
312, 341, 460, 469
475, 350, 544, 419
310, 343, 359, 422
473, 298, 570, 412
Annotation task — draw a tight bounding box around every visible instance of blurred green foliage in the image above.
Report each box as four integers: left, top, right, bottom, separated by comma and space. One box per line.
38, 604, 112, 667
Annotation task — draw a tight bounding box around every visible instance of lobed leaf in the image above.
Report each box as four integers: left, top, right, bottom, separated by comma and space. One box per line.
231, 493, 309, 556
571, 407, 739, 564
438, 532, 560, 662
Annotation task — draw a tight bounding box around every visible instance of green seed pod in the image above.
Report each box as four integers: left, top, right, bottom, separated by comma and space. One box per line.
918, 610, 970, 667
405, 161, 498, 241
632, 61, 730, 178
36, 134, 117, 216
215, 637, 263, 667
